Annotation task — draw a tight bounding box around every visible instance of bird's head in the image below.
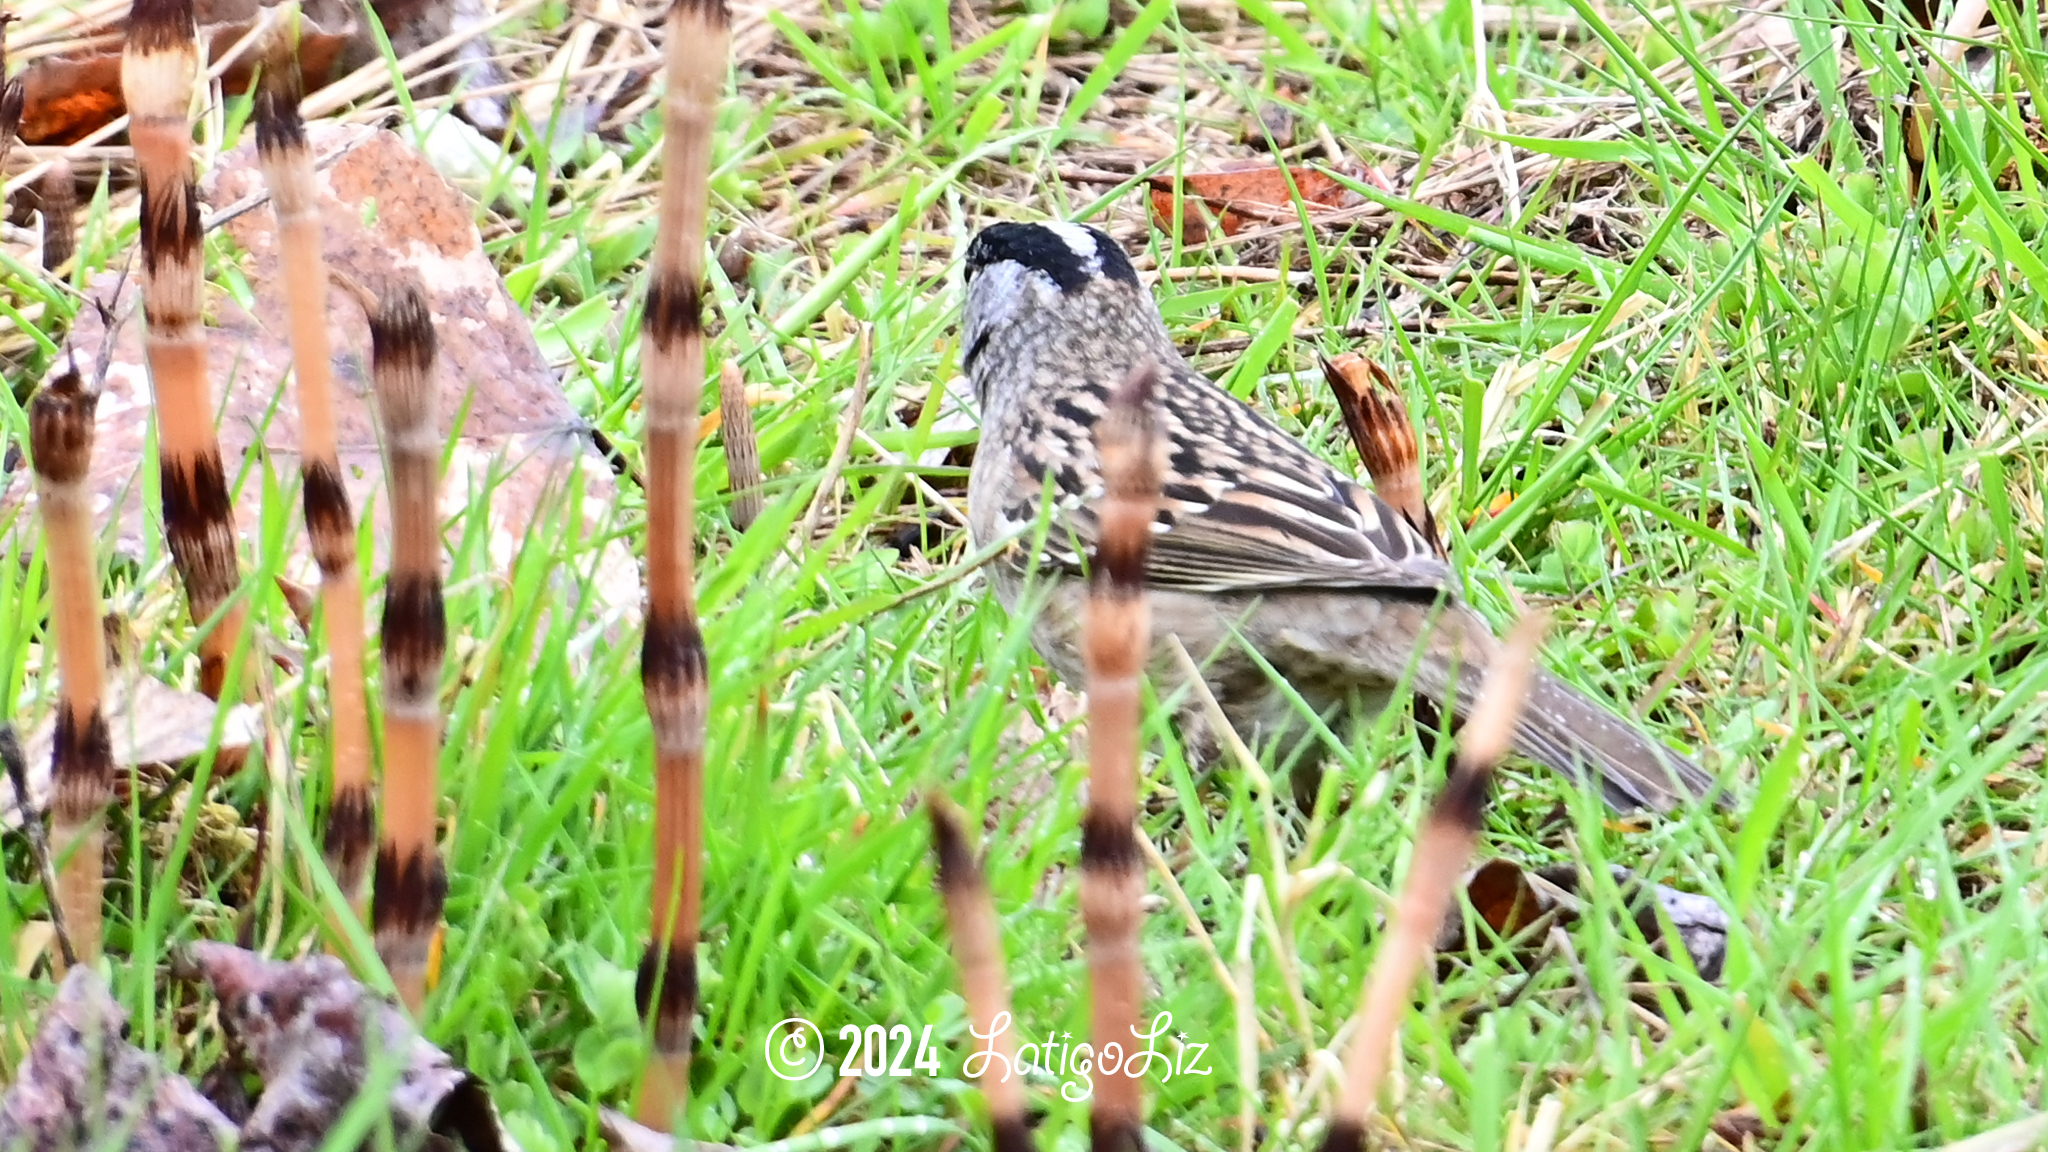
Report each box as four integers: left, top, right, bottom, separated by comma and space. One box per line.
960, 222, 1166, 409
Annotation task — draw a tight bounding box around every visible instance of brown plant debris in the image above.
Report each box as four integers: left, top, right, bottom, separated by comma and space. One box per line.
0, 945, 537, 1151
2, 672, 262, 832
190, 942, 518, 1151
1442, 859, 1732, 982
0, 122, 636, 613
14, 0, 477, 145
0, 966, 238, 1152
1146, 160, 1366, 244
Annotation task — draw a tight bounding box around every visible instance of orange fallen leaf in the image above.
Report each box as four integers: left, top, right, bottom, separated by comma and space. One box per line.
20, 8, 354, 145
425, 925, 446, 992
1145, 161, 1363, 244
697, 407, 725, 444
1465, 490, 1516, 528
1465, 857, 1550, 939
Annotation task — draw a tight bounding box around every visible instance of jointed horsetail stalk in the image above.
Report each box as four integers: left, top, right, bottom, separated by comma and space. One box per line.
39, 159, 78, 274
926, 799, 1035, 1152
633, 0, 730, 1128
929, 361, 1166, 1152
253, 46, 376, 919
30, 364, 114, 966
122, 0, 246, 701
1318, 617, 1542, 1152
365, 280, 448, 1013
1079, 361, 1163, 1152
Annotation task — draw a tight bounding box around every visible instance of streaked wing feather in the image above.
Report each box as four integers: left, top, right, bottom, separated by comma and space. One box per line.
999, 362, 1453, 595
1143, 521, 1453, 593
1138, 367, 1450, 594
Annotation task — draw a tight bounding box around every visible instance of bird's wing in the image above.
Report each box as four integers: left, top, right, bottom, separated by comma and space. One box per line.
1014, 364, 1456, 596
1140, 496, 1452, 594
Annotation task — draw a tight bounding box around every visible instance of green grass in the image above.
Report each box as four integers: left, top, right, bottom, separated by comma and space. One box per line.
4, 0, 2048, 1147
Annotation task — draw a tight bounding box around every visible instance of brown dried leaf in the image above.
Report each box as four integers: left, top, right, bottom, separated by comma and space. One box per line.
2, 674, 261, 831
1438, 861, 1731, 981
1145, 161, 1363, 244
371, 0, 511, 132
1708, 1104, 1774, 1149
0, 947, 526, 1151
0, 967, 237, 1152
18, 7, 354, 145
190, 942, 519, 1151
0, 122, 637, 612
719, 362, 764, 532
1464, 856, 1553, 940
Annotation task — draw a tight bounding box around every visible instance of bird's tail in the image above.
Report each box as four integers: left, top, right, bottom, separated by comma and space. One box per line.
1402, 607, 1718, 814
1505, 668, 1718, 813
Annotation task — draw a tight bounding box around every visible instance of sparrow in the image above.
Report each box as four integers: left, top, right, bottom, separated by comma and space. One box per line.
959, 220, 1717, 813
